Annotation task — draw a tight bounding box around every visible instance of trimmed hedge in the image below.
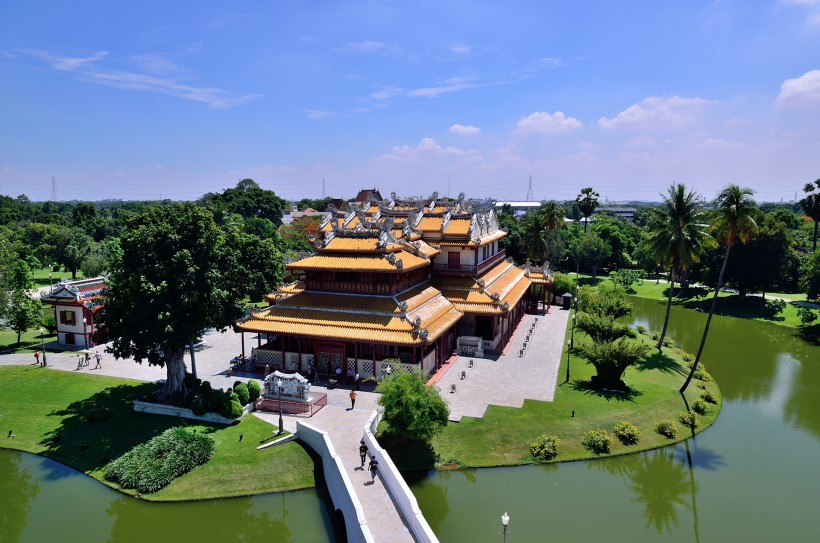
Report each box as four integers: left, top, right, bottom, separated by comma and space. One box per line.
655, 419, 677, 439
104, 427, 215, 494
613, 421, 640, 445
530, 434, 560, 462
581, 429, 612, 454
234, 383, 250, 406
247, 380, 261, 403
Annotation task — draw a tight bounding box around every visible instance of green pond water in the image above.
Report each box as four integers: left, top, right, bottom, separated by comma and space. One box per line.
2, 297, 819, 542
410, 297, 820, 542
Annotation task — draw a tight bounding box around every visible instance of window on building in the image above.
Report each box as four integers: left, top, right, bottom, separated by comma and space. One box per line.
60, 310, 75, 325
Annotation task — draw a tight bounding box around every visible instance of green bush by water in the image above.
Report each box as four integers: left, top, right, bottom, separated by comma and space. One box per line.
104, 427, 215, 494
530, 434, 560, 462
655, 420, 677, 439
613, 421, 640, 445
581, 429, 613, 454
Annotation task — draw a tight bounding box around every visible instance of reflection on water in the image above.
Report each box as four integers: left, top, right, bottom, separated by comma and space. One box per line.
0, 449, 335, 543
412, 298, 820, 542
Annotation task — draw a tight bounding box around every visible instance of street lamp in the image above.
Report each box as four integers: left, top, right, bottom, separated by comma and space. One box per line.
39, 327, 47, 367
48, 272, 53, 291
501, 512, 510, 543
82, 317, 88, 347
570, 313, 576, 349
276, 378, 284, 436
566, 339, 571, 383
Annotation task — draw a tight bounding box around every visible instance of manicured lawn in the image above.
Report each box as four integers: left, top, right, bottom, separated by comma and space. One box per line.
384, 324, 721, 470
31, 266, 84, 288
0, 366, 315, 500
0, 326, 56, 354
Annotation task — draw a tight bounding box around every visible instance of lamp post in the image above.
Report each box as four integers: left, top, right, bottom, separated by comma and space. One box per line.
570, 313, 576, 349
501, 512, 510, 543
566, 339, 571, 383
48, 272, 53, 291
82, 317, 88, 348
277, 378, 284, 436
39, 327, 47, 367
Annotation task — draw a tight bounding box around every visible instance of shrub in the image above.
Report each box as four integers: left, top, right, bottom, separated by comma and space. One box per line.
613, 421, 640, 445
656, 419, 677, 439
229, 392, 239, 404
184, 373, 201, 390
636, 324, 648, 335
693, 369, 710, 382
681, 352, 694, 364
766, 298, 787, 315
190, 395, 208, 416
581, 429, 612, 454
234, 383, 250, 405
247, 380, 261, 403
530, 434, 560, 462
651, 330, 661, 341
104, 427, 215, 493
208, 389, 228, 413
700, 390, 717, 404
678, 410, 698, 428
661, 336, 675, 348
221, 399, 244, 419
692, 399, 709, 415
551, 273, 577, 304
199, 381, 212, 398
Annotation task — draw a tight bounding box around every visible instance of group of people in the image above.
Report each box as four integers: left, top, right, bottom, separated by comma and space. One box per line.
359, 440, 379, 483
74, 350, 103, 370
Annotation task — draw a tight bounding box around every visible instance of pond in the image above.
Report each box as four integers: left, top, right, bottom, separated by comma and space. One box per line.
410, 297, 820, 541
0, 448, 339, 543
3, 297, 819, 542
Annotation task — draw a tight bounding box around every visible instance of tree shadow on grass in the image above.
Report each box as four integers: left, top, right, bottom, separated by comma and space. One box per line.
39, 382, 189, 478
681, 294, 786, 322
569, 380, 643, 402
635, 351, 687, 376
378, 429, 437, 471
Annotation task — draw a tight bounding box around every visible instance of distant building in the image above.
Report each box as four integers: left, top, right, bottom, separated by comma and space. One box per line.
353, 188, 383, 204
40, 277, 107, 347
596, 207, 637, 222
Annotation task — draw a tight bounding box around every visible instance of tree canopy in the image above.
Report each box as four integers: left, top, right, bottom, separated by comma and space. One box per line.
377, 371, 449, 442
99, 203, 283, 400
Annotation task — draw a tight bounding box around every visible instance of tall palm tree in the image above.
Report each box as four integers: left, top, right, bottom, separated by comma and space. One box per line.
680, 185, 757, 393
576, 187, 600, 232
540, 200, 565, 262
519, 211, 548, 263
644, 184, 713, 352
799, 179, 820, 252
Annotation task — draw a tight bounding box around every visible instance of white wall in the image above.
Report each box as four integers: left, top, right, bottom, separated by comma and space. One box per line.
297, 422, 375, 543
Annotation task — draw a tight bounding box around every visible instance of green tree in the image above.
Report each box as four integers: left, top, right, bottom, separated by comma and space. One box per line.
99, 203, 283, 401
519, 211, 548, 263
199, 179, 287, 226
644, 184, 714, 351
577, 282, 633, 319
799, 179, 820, 251
800, 249, 820, 301
52, 227, 93, 279
540, 200, 565, 263
377, 371, 449, 442
681, 185, 757, 393
576, 187, 600, 232
577, 337, 650, 391
8, 289, 42, 345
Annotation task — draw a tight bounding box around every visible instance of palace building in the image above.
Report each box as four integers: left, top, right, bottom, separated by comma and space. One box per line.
235, 195, 552, 379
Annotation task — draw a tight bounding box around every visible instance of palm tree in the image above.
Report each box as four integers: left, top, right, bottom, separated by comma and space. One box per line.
644, 184, 714, 352
799, 179, 820, 252
540, 200, 565, 262
519, 211, 548, 263
680, 185, 757, 393
576, 187, 600, 232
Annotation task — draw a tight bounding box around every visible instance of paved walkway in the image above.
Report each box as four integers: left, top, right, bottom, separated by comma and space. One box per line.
432, 309, 569, 421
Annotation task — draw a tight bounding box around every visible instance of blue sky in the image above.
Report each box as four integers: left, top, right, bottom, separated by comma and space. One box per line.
2, 1, 820, 204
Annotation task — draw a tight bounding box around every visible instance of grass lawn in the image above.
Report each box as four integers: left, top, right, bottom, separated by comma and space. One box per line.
383, 326, 721, 470
0, 366, 316, 500
31, 266, 84, 288
0, 326, 56, 354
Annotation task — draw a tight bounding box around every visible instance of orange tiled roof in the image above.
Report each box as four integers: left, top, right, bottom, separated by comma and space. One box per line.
418, 216, 444, 232
434, 260, 530, 315
286, 251, 429, 272
237, 289, 462, 345
322, 237, 402, 253
438, 229, 506, 247
444, 218, 472, 236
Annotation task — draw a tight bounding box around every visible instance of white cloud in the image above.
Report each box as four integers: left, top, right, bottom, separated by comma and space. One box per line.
379, 138, 481, 160
306, 109, 335, 119
517, 111, 583, 134
808, 13, 820, 24
408, 76, 477, 99
130, 54, 183, 75
693, 138, 745, 150
370, 86, 405, 101
337, 41, 387, 53
449, 124, 481, 135
778, 70, 820, 108
24, 50, 261, 109
598, 96, 714, 130
449, 43, 472, 55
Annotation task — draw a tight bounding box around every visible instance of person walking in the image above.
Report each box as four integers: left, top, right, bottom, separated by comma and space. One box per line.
359, 440, 368, 468
349, 390, 357, 410
34, 351, 40, 366
84, 352, 91, 367
368, 455, 379, 483
94, 350, 102, 369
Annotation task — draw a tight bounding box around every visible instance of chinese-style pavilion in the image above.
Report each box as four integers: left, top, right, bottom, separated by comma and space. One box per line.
235, 195, 551, 379
40, 276, 107, 347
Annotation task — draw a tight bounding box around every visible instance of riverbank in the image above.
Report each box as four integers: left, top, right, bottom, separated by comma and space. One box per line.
385, 318, 721, 470
0, 365, 316, 501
